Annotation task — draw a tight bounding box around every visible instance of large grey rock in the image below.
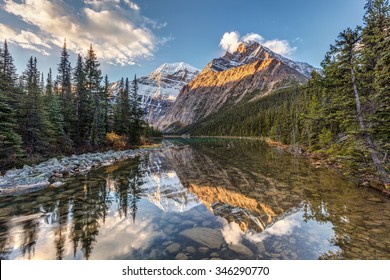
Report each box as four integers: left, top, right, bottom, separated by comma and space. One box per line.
179, 227, 224, 249
228, 243, 254, 257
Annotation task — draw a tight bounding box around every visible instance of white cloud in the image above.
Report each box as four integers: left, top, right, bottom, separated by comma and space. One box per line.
0, 23, 50, 55
242, 33, 264, 44
246, 212, 302, 245
219, 31, 296, 57
123, 0, 140, 11
219, 31, 241, 53
220, 219, 243, 245
84, 0, 139, 11
262, 39, 297, 58
1, 0, 168, 65
264, 214, 300, 236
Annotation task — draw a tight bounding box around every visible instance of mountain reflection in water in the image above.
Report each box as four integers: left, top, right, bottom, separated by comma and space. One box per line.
0, 139, 389, 260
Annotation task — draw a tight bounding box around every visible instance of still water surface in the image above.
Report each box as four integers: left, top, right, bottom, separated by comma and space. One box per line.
0, 139, 389, 260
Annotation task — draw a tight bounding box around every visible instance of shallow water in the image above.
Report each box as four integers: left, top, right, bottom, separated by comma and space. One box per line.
0, 138, 389, 260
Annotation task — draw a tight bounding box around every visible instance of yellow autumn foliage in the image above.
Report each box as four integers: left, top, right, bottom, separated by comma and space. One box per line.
106, 132, 127, 150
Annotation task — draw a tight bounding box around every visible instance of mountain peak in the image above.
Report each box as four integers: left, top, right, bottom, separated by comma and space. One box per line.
211, 41, 320, 78
151, 62, 200, 77
236, 42, 247, 53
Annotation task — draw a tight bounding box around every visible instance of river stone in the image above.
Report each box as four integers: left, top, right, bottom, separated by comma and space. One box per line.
179, 227, 224, 249
271, 253, 281, 259
186, 246, 196, 254
210, 252, 219, 257
228, 243, 254, 257
175, 253, 189, 260
51, 181, 63, 188
166, 243, 181, 254
198, 247, 209, 254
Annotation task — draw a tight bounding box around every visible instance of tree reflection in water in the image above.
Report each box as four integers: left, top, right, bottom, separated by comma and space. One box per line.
0, 140, 389, 260
0, 157, 144, 260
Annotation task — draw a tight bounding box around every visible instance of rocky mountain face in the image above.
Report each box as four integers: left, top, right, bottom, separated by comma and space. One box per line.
109, 62, 200, 127
157, 42, 318, 132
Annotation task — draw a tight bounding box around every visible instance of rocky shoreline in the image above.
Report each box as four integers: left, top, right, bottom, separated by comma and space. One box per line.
0, 142, 173, 195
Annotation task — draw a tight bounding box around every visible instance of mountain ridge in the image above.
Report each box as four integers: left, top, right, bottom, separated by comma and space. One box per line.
157, 42, 314, 132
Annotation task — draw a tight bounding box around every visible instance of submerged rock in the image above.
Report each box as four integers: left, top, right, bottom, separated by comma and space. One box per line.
175, 253, 189, 260
186, 246, 196, 254
165, 243, 181, 254
198, 247, 209, 254
50, 181, 63, 188
179, 227, 224, 249
228, 243, 254, 258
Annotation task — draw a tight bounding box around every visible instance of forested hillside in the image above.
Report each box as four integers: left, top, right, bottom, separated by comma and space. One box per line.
0, 41, 145, 171
183, 0, 390, 189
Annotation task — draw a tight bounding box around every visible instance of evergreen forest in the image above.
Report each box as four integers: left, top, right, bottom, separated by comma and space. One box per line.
0, 41, 146, 171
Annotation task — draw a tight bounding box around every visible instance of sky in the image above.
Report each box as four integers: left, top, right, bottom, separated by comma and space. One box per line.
0, 0, 366, 81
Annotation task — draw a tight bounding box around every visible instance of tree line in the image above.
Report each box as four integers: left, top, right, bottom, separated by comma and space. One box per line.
0, 40, 146, 171
184, 0, 389, 186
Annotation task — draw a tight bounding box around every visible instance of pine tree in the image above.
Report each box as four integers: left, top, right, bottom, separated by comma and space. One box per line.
20, 57, 51, 157
0, 40, 21, 113
45, 68, 64, 149
102, 75, 111, 134
84, 45, 103, 146
0, 93, 23, 170
0, 49, 23, 169
0, 40, 17, 90
73, 54, 90, 145
0, 41, 23, 169
129, 75, 144, 144
114, 78, 130, 137
40, 72, 44, 91
57, 39, 76, 143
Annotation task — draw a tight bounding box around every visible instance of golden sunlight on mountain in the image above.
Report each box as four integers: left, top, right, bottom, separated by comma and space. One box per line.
187, 183, 277, 232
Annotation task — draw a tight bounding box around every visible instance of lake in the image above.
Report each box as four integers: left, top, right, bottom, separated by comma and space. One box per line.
0, 138, 389, 260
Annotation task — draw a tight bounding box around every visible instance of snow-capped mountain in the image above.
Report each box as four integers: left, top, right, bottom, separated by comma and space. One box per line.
211, 41, 320, 77
109, 62, 200, 127
141, 150, 200, 212
158, 42, 315, 131
140, 62, 200, 101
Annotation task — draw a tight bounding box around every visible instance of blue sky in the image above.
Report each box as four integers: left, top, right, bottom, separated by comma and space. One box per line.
0, 0, 366, 81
